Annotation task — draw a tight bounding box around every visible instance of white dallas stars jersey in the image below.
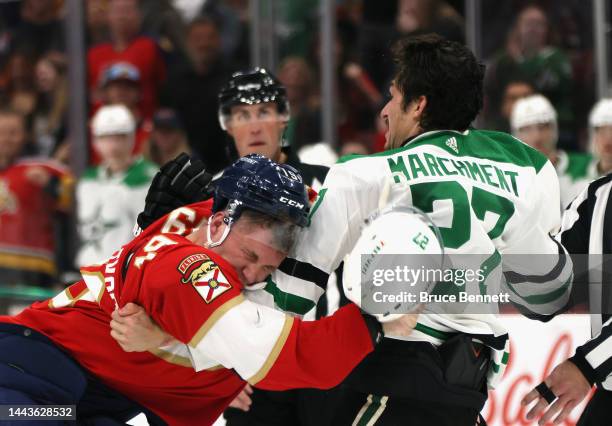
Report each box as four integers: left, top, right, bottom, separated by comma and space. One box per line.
555, 150, 599, 209
76, 157, 157, 266
268, 129, 573, 387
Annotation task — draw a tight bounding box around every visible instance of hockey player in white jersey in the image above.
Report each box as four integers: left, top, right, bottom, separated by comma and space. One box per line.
264, 34, 573, 425
511, 94, 598, 209
119, 34, 572, 425
76, 105, 157, 266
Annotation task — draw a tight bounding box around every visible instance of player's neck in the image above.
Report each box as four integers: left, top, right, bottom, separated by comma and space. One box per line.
104, 157, 133, 175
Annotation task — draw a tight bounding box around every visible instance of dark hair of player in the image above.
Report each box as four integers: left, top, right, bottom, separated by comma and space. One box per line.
391, 33, 485, 131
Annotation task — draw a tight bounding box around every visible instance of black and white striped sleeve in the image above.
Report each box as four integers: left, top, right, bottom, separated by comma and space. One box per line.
558, 185, 591, 254
570, 317, 612, 385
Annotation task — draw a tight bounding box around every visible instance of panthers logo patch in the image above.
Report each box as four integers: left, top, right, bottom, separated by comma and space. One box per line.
178, 254, 232, 303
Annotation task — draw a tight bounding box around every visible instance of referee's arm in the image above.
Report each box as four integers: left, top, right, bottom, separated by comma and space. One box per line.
558, 186, 592, 311
570, 318, 612, 385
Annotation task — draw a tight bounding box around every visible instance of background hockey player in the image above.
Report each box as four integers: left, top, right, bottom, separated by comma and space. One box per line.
76, 104, 157, 266
0, 155, 419, 426
588, 98, 612, 178
511, 94, 597, 209
217, 67, 328, 193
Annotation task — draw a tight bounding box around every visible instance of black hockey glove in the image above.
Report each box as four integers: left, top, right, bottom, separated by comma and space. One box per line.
136, 153, 214, 231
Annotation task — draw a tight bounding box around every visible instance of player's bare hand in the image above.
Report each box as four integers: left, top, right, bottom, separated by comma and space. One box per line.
25, 166, 51, 187
228, 384, 253, 412
521, 360, 592, 425
110, 303, 171, 352
381, 305, 423, 337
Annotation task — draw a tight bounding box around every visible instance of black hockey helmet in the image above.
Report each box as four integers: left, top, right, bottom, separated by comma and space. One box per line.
217, 67, 290, 131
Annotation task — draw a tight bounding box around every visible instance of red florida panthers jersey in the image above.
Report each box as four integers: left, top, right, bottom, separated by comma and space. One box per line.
0, 200, 374, 425
0, 158, 73, 284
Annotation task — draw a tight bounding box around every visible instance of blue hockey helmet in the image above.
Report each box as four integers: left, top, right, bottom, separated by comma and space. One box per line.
213, 154, 310, 228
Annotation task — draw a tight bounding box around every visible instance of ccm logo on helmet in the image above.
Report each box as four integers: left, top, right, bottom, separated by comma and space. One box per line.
279, 197, 304, 209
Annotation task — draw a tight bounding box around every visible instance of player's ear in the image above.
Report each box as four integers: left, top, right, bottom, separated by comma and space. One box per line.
208, 212, 229, 241
413, 95, 427, 118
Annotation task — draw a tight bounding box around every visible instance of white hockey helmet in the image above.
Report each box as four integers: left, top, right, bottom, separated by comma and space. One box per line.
589, 98, 612, 128
343, 206, 443, 323
588, 98, 612, 153
510, 94, 557, 136
91, 104, 135, 137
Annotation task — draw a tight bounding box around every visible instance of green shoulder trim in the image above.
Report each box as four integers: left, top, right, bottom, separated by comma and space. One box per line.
564, 152, 593, 180
81, 166, 99, 180
337, 129, 549, 172
264, 277, 316, 315
123, 158, 157, 187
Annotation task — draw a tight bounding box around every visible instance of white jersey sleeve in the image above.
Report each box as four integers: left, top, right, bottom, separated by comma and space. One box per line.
499, 160, 572, 318
267, 160, 384, 317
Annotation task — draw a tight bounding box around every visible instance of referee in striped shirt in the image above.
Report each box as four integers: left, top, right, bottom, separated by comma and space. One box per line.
522, 173, 612, 425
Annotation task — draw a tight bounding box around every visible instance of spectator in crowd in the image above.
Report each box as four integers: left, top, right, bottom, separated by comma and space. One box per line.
356, 0, 397, 92
299, 22, 382, 152
1, 52, 37, 126
138, 0, 188, 62
160, 16, 231, 174
277, 56, 320, 148
396, 0, 464, 44
88, 0, 166, 119
86, 0, 110, 47
486, 78, 534, 133
201, 0, 251, 69
0, 109, 72, 287
511, 94, 595, 209
93, 62, 152, 163
589, 98, 612, 177
76, 104, 156, 267
31, 52, 67, 157
146, 108, 191, 167
486, 4, 574, 149
10, 0, 64, 60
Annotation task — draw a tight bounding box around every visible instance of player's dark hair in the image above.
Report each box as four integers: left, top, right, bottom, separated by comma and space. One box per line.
391, 33, 485, 131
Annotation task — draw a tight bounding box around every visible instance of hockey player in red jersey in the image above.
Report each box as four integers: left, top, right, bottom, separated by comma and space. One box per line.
0, 154, 418, 426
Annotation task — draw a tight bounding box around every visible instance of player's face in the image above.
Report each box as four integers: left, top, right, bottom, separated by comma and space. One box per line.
208, 214, 286, 285
93, 134, 134, 163
380, 83, 421, 150
0, 114, 26, 161
594, 126, 612, 160
226, 103, 285, 162
515, 122, 556, 156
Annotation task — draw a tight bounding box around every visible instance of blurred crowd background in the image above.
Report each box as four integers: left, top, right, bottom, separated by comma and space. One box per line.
0, 0, 611, 312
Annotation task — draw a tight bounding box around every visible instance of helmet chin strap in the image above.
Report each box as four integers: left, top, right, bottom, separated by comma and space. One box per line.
205, 216, 233, 248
